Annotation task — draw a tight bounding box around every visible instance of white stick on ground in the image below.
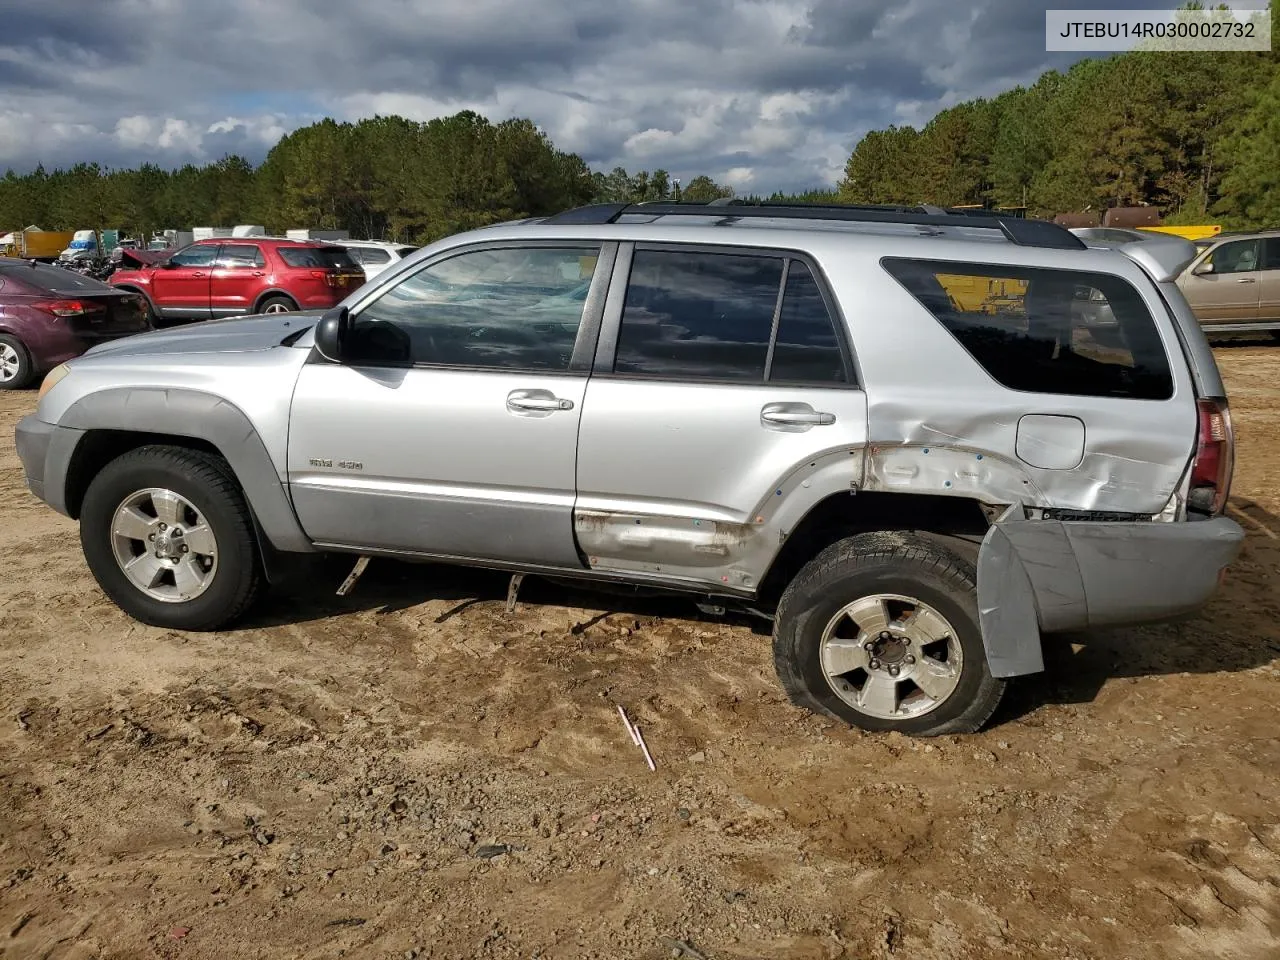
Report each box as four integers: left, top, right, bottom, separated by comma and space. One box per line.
617, 705, 640, 746
634, 724, 656, 772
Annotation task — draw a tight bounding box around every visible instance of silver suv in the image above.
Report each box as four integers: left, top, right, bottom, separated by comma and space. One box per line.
14, 201, 1246, 736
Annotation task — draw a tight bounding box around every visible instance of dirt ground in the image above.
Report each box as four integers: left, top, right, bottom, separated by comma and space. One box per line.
2, 345, 1280, 960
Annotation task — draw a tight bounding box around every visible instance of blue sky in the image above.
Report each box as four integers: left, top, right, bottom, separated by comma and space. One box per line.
0, 0, 1215, 193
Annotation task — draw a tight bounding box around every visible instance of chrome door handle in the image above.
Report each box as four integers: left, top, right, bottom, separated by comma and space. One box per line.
506, 391, 574, 412
1236, 277, 1257, 283
761, 404, 835, 426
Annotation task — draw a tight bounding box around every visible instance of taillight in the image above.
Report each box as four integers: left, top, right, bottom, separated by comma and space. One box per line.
1188, 397, 1234, 515
32, 299, 103, 317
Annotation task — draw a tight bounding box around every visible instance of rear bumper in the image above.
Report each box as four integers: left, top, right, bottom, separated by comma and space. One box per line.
977, 515, 1246, 677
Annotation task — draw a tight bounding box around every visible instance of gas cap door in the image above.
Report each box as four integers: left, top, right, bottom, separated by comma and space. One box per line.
1015, 414, 1086, 470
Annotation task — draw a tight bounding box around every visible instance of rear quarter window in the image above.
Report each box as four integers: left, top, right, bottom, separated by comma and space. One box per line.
881, 258, 1174, 400
277, 246, 360, 269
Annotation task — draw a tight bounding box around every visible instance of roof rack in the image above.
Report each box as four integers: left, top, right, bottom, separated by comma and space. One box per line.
541, 200, 1087, 250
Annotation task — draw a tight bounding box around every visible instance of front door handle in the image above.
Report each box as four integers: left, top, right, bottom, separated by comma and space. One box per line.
507, 389, 574, 412
761, 402, 836, 427
1236, 277, 1257, 283
190, 271, 207, 278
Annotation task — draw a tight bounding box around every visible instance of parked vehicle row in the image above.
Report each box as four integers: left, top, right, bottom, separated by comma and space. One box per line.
15, 200, 1244, 737
109, 237, 365, 325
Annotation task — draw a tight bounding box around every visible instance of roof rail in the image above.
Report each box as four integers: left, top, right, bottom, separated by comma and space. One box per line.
540, 200, 1086, 250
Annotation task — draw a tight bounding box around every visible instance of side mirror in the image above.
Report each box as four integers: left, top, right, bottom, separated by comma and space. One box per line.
313, 305, 349, 362
159, 260, 176, 270
1193, 261, 1214, 275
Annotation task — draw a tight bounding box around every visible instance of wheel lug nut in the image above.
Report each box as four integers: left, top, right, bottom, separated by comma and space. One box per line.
889, 665, 900, 677
863, 641, 874, 651
869, 658, 880, 670
906, 655, 916, 664
180, 544, 189, 553
148, 533, 155, 541
879, 631, 890, 640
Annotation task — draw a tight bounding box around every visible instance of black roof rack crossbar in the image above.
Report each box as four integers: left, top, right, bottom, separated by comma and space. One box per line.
541, 200, 1087, 250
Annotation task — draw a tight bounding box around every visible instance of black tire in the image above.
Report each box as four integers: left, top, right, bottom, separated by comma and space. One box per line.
772, 531, 1005, 737
0, 334, 35, 390
79, 445, 263, 631
257, 295, 297, 315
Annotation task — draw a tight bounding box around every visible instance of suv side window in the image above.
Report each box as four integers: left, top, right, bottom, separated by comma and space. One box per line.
216, 244, 266, 268
614, 250, 779, 381
346, 245, 600, 369
1262, 238, 1280, 271
882, 258, 1173, 400
612, 249, 849, 384
357, 248, 391, 265
168, 244, 218, 268
769, 262, 847, 384
1208, 239, 1260, 274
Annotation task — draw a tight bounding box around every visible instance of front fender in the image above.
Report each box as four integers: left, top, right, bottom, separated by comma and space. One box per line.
57, 387, 314, 554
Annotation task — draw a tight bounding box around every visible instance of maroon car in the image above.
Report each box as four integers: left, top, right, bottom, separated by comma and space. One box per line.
0, 257, 151, 390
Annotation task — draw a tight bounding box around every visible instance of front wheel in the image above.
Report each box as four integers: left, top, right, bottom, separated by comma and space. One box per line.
79, 445, 263, 631
772, 531, 1005, 736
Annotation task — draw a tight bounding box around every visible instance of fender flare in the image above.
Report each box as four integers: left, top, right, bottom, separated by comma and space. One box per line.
55, 386, 314, 554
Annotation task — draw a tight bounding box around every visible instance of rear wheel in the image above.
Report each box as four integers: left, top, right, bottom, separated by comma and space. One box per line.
0, 335, 34, 390
772, 531, 1005, 736
258, 295, 297, 315
79, 446, 263, 631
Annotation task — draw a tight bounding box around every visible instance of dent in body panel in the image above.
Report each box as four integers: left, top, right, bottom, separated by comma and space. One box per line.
574, 447, 864, 589
863, 395, 1192, 515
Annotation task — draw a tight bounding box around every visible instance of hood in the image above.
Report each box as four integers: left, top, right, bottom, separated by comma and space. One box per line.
117, 247, 169, 268
79, 311, 323, 360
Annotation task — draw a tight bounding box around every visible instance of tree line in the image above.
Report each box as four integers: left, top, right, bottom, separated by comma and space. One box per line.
838, 2, 1280, 226
0, 112, 783, 245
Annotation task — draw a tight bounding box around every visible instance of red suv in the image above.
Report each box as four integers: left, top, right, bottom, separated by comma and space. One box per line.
110, 238, 365, 325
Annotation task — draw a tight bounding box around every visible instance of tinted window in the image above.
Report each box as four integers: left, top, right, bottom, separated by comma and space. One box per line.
347, 246, 600, 369
396, 247, 417, 258
882, 258, 1173, 400
1263, 239, 1280, 271
1208, 239, 1260, 274
614, 250, 782, 381
278, 246, 359, 269
216, 244, 265, 268
168, 244, 218, 268
356, 248, 390, 264
769, 262, 846, 383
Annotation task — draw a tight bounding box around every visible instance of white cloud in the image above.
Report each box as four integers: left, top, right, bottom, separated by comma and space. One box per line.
0, 0, 1128, 190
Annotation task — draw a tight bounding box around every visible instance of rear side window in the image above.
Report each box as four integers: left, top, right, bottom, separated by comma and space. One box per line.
613, 249, 848, 384
1263, 239, 1280, 271
770, 262, 847, 384
277, 246, 359, 269
882, 258, 1173, 400
355, 248, 391, 264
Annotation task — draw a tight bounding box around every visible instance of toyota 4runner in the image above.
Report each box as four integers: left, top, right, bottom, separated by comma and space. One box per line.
15, 201, 1246, 736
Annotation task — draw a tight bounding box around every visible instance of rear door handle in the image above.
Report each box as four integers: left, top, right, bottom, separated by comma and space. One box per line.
191, 271, 207, 278
761, 403, 836, 427
507, 389, 574, 412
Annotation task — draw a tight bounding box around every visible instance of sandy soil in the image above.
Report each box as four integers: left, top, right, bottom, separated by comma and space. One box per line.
2, 344, 1280, 960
